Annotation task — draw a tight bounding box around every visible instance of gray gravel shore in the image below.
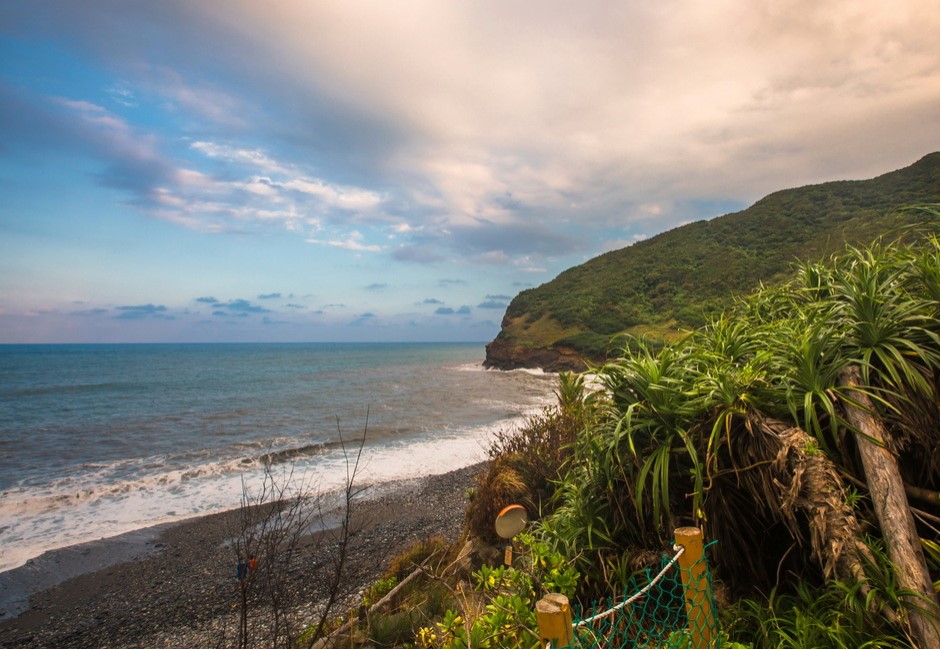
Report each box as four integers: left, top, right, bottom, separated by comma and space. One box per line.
0, 463, 483, 648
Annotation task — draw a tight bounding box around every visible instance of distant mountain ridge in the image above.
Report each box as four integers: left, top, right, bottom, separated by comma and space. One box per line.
485, 152, 940, 371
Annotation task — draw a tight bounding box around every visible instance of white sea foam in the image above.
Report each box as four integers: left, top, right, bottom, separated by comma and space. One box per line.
0, 343, 561, 575
0, 413, 535, 573
455, 362, 553, 377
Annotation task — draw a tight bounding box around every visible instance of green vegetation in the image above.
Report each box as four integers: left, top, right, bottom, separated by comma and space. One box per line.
724, 580, 912, 649
359, 225, 938, 648
491, 153, 940, 364
533, 225, 939, 647
416, 534, 579, 649
320, 214, 940, 648
466, 375, 587, 545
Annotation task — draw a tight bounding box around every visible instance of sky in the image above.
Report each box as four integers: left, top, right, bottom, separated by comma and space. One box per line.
1, 1, 938, 343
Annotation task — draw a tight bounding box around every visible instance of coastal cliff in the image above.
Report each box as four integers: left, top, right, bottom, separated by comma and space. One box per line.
485, 152, 940, 371
483, 336, 588, 372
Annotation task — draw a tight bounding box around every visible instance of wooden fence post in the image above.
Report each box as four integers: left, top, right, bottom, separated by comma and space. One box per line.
674, 527, 715, 649
536, 593, 573, 648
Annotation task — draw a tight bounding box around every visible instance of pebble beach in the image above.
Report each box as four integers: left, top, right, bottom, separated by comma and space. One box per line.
0, 464, 483, 648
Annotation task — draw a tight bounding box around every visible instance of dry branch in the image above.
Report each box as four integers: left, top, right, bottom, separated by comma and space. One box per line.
749, 415, 882, 585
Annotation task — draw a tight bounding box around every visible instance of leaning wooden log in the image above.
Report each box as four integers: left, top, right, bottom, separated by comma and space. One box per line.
839, 365, 940, 649
308, 564, 426, 649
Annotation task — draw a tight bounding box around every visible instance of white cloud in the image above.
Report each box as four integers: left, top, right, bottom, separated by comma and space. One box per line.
54, 97, 157, 163
189, 141, 384, 219
107, 84, 138, 107
307, 231, 383, 252
391, 222, 420, 234
233, 177, 280, 197
277, 178, 383, 210
191, 141, 288, 175
208, 0, 940, 220
130, 64, 249, 128
25, 1, 940, 272
55, 98, 108, 114
174, 168, 213, 188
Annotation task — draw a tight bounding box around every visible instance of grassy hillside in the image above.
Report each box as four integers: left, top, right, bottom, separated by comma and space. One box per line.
490, 152, 940, 365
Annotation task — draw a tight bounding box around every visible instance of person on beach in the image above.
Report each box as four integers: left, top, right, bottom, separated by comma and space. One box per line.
248, 555, 257, 574
236, 559, 247, 581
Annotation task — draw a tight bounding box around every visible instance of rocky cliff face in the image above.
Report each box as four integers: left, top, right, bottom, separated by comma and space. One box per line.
482, 338, 589, 372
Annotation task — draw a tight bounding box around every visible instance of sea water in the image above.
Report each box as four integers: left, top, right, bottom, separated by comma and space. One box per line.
0, 343, 556, 573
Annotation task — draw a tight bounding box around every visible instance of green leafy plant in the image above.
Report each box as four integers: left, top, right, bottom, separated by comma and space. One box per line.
467, 224, 940, 647
361, 575, 398, 608
466, 373, 593, 543
533, 226, 940, 646
417, 533, 579, 649
723, 580, 913, 649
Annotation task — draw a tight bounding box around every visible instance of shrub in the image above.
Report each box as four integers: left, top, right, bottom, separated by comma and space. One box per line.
466, 374, 590, 543
416, 533, 579, 649
385, 535, 450, 581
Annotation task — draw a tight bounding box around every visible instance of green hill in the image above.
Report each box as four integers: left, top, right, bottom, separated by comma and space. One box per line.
485, 152, 940, 370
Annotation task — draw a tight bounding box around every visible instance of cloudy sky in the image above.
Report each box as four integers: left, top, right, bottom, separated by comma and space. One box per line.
1, 1, 938, 343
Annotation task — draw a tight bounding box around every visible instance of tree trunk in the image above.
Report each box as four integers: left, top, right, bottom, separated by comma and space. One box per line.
839, 365, 940, 649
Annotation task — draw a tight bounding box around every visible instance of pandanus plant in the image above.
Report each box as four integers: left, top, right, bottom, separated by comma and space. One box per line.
541, 218, 940, 646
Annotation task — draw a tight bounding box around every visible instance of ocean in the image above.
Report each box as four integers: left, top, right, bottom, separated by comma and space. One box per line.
0, 343, 556, 574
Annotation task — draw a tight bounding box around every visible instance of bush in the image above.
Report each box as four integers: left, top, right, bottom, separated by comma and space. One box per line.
416, 533, 579, 649
385, 535, 450, 581
466, 374, 589, 543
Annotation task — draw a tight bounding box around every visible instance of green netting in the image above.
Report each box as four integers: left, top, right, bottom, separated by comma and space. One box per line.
553, 545, 720, 649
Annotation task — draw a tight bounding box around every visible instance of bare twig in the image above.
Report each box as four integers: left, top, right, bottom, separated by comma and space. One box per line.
306, 410, 371, 645
228, 412, 368, 649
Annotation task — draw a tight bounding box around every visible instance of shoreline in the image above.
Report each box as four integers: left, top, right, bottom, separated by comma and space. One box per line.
0, 463, 484, 648
0, 524, 172, 621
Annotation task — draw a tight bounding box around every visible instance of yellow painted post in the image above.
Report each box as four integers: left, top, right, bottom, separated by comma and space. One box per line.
674, 527, 715, 649
536, 593, 573, 648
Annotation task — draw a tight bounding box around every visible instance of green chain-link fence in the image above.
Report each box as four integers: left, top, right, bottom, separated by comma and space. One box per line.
538, 528, 720, 649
